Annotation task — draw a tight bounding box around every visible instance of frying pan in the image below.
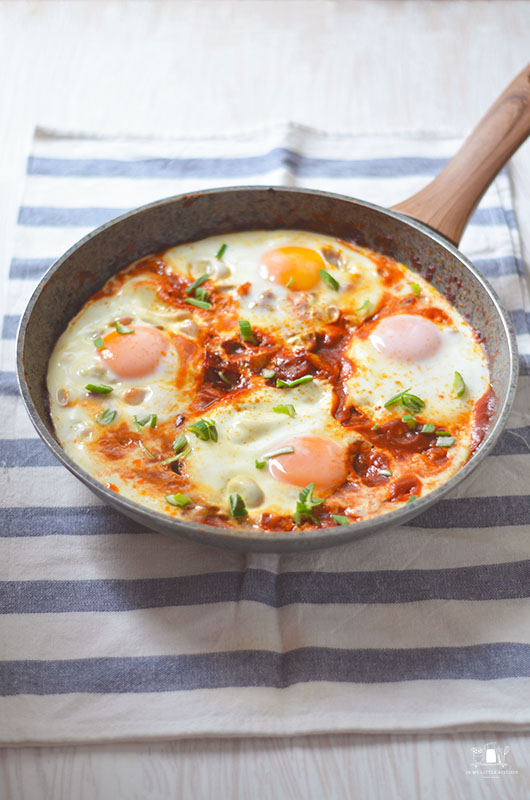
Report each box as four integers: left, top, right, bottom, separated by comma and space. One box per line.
17, 65, 530, 552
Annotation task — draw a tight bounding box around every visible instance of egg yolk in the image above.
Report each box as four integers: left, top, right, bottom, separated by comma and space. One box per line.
370, 314, 441, 362
268, 436, 347, 491
99, 325, 167, 378
260, 246, 326, 291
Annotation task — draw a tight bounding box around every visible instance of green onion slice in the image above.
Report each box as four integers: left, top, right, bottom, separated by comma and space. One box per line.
216, 243, 227, 260
185, 297, 212, 311
436, 436, 455, 447
261, 369, 275, 379
276, 375, 313, 388
319, 268, 340, 291
410, 283, 421, 296
406, 494, 418, 504
133, 413, 157, 430
238, 320, 255, 343
186, 273, 209, 295
188, 418, 218, 442
93, 336, 105, 350
172, 433, 189, 453
218, 371, 232, 385
115, 321, 134, 335
378, 468, 392, 477
229, 493, 247, 519
195, 287, 209, 302
453, 371, 466, 398
371, 422, 380, 431
273, 404, 296, 418
96, 408, 117, 426
384, 387, 425, 414
160, 447, 191, 466
293, 482, 325, 526
356, 299, 373, 315
85, 383, 113, 394
255, 445, 294, 469
139, 441, 157, 459
286, 276, 294, 288
331, 515, 350, 526
402, 414, 417, 430
165, 493, 191, 508
420, 423, 435, 433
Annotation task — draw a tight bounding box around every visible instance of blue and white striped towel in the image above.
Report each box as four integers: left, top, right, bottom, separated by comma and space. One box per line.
1, 125, 530, 744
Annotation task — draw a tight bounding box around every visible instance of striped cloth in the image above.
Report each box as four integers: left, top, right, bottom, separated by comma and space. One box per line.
1, 125, 530, 744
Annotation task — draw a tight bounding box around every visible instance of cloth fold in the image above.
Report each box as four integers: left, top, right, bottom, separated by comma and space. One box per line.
1, 125, 530, 744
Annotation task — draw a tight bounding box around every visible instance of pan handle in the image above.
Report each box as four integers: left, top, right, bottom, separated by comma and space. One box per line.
391, 63, 530, 245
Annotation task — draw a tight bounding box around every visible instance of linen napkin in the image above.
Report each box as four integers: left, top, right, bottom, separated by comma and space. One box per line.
1, 125, 530, 744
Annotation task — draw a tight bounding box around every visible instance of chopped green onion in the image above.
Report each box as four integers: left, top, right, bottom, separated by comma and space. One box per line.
356, 299, 373, 315
371, 422, 380, 431
238, 320, 255, 343
133, 413, 157, 430
188, 418, 218, 442
331, 515, 350, 526
378, 469, 392, 477
186, 297, 212, 311
435, 429, 449, 435
166, 493, 191, 508
273, 404, 296, 418
93, 336, 105, 350
402, 414, 417, 430
186, 273, 209, 295
115, 321, 134, 335
421, 423, 435, 434
262, 368, 275, 379
286, 276, 294, 288
255, 459, 266, 469
436, 436, 455, 447
406, 494, 418, 504
319, 268, 340, 291
276, 375, 313, 388
410, 283, 421, 296
96, 408, 117, 426
160, 447, 191, 465
216, 243, 227, 260
255, 446, 294, 469
294, 482, 325, 526
218, 371, 232, 386
453, 371, 466, 398
85, 383, 113, 394
229, 493, 247, 519
195, 286, 209, 302
139, 440, 156, 459
384, 387, 425, 414
172, 433, 189, 453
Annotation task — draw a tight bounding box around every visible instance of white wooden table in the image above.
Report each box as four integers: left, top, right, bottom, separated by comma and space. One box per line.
1, 2, 530, 797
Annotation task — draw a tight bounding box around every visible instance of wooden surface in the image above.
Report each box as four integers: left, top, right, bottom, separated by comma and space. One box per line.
2, 1, 530, 798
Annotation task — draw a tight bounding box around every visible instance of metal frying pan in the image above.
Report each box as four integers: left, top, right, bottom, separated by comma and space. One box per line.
17, 65, 530, 552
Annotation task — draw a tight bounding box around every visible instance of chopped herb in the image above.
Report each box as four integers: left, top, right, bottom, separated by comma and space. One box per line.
453, 371, 466, 398
262, 368, 275, 379
406, 494, 418, 504
85, 383, 113, 394
410, 283, 421, 296
216, 243, 227, 260
93, 336, 105, 350
435, 429, 449, 435
139, 440, 157, 459
185, 297, 212, 311
421, 423, 436, 434
188, 418, 218, 442
172, 433, 189, 453
384, 387, 425, 414
319, 268, 340, 291
331, 515, 350, 526
273, 404, 296, 418
371, 422, 380, 431
195, 286, 209, 302
402, 414, 417, 430
255, 446, 294, 469
229, 493, 247, 519
115, 321, 134, 335
160, 447, 191, 466
96, 408, 117, 426
357, 299, 373, 315
378, 469, 393, 477
276, 375, 313, 388
133, 413, 157, 430
186, 273, 209, 295
238, 320, 255, 343
218, 371, 232, 386
286, 276, 294, 288
436, 436, 455, 447
165, 493, 191, 508
293, 482, 325, 526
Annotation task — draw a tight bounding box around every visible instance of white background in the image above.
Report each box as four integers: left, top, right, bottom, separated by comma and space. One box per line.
1, 1, 530, 798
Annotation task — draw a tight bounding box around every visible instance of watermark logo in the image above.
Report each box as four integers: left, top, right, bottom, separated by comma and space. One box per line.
465, 741, 518, 778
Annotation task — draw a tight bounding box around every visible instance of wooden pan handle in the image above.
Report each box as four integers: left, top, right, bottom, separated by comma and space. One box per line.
391, 63, 530, 245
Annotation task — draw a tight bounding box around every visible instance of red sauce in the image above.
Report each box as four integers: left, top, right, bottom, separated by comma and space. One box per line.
349, 441, 392, 487
471, 386, 496, 453
387, 475, 422, 501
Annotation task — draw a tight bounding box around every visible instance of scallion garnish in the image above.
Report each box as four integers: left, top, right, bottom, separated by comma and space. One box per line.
262, 369, 275, 379
218, 371, 232, 386
93, 336, 105, 350
410, 283, 421, 296
86, 383, 113, 394
188, 418, 218, 442
139, 441, 157, 459
186, 273, 209, 295
378, 469, 392, 477
166, 493, 191, 508
96, 408, 117, 426
133, 413, 157, 430
255, 446, 294, 469
293, 482, 324, 526
286, 276, 294, 288
229, 493, 247, 519
421, 423, 435, 434
331, 515, 350, 526
186, 297, 212, 311
402, 414, 417, 430
319, 268, 340, 291
216, 243, 227, 260
435, 429, 449, 435
172, 433, 189, 453
195, 286, 209, 302
160, 447, 191, 466
436, 436, 455, 447
384, 387, 425, 414
276, 375, 313, 388
356, 299, 373, 315
371, 422, 380, 431
406, 494, 418, 504
115, 321, 134, 335
453, 371, 466, 398
273, 404, 296, 418
238, 320, 255, 343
